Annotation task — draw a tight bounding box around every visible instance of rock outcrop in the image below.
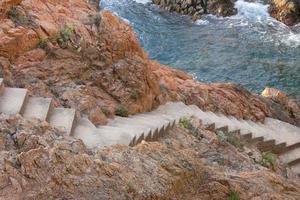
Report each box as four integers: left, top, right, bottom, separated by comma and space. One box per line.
0, 0, 299, 126
0, 0, 300, 198
152, 0, 237, 20
269, 0, 300, 26
0, 115, 300, 199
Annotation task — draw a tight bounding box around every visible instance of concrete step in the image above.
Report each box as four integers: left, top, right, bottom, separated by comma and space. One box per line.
73, 118, 97, 139
0, 87, 28, 115
264, 118, 300, 147
132, 113, 177, 125
291, 163, 300, 175
245, 120, 277, 143
49, 108, 77, 135
94, 128, 135, 148
22, 97, 53, 121
280, 148, 300, 165
106, 121, 152, 143
130, 114, 174, 131
74, 125, 135, 149
226, 116, 252, 135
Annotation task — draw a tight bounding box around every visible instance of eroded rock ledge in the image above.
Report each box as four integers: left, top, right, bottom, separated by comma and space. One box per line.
152, 0, 237, 20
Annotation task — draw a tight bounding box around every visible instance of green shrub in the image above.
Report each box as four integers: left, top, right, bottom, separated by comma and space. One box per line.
228, 191, 240, 200
261, 151, 276, 169
8, 7, 34, 27
37, 39, 48, 49
130, 90, 140, 100
57, 24, 75, 49
115, 105, 129, 117
227, 135, 243, 149
217, 131, 243, 149
179, 117, 192, 130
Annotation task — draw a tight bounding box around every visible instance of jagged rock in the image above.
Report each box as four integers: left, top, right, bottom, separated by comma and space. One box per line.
269, 0, 300, 26
262, 87, 300, 123
0, 0, 23, 20
152, 0, 237, 20
0, 115, 299, 199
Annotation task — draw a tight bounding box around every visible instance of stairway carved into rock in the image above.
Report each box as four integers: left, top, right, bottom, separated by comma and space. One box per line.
0, 79, 299, 175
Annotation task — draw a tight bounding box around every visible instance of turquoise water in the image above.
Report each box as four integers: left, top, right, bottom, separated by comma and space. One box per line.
101, 0, 300, 100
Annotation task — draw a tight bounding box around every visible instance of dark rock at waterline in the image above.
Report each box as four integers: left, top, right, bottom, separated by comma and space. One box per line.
152, 0, 237, 20
269, 0, 300, 26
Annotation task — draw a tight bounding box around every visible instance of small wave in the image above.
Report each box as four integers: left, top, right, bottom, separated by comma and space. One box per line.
195, 19, 209, 25
133, 0, 152, 4
235, 0, 269, 19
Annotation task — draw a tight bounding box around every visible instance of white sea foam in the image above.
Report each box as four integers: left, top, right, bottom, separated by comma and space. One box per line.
133, 0, 151, 4
224, 0, 300, 46
235, 0, 269, 19
195, 19, 209, 25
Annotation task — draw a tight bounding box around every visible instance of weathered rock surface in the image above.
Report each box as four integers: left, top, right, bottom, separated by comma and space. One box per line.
0, 0, 299, 126
0, 0, 299, 198
0, 115, 300, 199
152, 0, 237, 20
269, 0, 300, 26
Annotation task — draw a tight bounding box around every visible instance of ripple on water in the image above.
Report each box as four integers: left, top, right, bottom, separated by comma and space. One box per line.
101, 0, 300, 100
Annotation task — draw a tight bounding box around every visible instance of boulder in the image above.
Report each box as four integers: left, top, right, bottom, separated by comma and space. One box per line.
269, 0, 300, 26
208, 0, 237, 17
152, 0, 237, 19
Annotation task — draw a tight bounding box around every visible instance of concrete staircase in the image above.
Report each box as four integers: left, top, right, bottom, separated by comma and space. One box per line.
0, 79, 299, 175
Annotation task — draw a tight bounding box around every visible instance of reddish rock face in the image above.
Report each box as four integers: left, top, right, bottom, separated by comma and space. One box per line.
0, 0, 23, 20
0, 0, 299, 126
262, 87, 300, 123
269, 0, 300, 26
0, 115, 300, 199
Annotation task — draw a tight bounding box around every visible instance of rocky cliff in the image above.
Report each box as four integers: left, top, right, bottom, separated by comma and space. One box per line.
0, 0, 300, 199
0, 0, 299, 125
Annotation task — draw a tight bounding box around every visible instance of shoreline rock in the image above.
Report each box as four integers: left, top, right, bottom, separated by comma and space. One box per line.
152, 0, 237, 20
269, 0, 300, 26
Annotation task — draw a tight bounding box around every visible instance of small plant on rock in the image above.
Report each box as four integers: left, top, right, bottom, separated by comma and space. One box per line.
130, 90, 140, 101
217, 131, 243, 149
179, 117, 192, 130
261, 151, 276, 169
8, 6, 35, 27
57, 24, 75, 49
115, 105, 129, 117
228, 191, 240, 200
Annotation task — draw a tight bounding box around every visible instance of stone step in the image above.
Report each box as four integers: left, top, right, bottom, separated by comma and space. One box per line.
130, 114, 174, 131
291, 163, 300, 175
0, 87, 28, 115
280, 148, 300, 165
93, 128, 135, 148
264, 118, 300, 147
48, 108, 77, 135
22, 97, 53, 121
74, 125, 135, 149
110, 116, 168, 132
132, 113, 177, 125
106, 122, 153, 143
245, 120, 277, 144
73, 118, 97, 139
